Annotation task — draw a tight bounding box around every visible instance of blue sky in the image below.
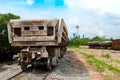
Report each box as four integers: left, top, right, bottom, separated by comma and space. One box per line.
0, 0, 120, 39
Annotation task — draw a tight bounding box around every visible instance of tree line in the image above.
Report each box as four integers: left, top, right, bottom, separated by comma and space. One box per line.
0, 13, 20, 47
68, 36, 111, 47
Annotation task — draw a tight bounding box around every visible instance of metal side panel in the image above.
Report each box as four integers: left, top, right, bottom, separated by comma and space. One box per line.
7, 22, 12, 44
13, 36, 55, 42
57, 19, 68, 44
11, 41, 58, 46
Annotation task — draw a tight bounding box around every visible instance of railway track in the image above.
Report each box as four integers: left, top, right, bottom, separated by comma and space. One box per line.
7, 71, 23, 80
7, 66, 51, 80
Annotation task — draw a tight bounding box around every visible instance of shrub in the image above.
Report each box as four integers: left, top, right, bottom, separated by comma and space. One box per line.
101, 54, 110, 58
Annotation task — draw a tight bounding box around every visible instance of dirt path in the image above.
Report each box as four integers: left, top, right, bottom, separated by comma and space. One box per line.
0, 50, 105, 80
79, 48, 120, 70
79, 48, 120, 80
46, 51, 105, 80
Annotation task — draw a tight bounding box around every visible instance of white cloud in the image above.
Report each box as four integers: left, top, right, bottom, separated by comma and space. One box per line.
97, 30, 104, 37
0, 0, 119, 38
82, 26, 104, 37
63, 0, 120, 38
64, 0, 120, 14
26, 0, 34, 6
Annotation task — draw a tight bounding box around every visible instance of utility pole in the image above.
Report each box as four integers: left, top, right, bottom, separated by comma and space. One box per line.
76, 25, 79, 38
73, 33, 76, 38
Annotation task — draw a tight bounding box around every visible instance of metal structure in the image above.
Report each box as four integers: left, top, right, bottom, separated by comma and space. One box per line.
7, 18, 68, 71
112, 39, 120, 50
88, 41, 112, 49
76, 25, 79, 38
88, 40, 120, 50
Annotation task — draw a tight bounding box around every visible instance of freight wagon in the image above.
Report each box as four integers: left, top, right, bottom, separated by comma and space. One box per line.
88, 41, 112, 49
7, 18, 68, 71
88, 40, 120, 50
112, 39, 120, 50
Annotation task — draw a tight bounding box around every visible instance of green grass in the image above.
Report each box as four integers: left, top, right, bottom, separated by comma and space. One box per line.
101, 54, 110, 59
106, 75, 113, 80
3, 61, 15, 65
71, 47, 120, 74
0, 61, 15, 67
114, 60, 120, 63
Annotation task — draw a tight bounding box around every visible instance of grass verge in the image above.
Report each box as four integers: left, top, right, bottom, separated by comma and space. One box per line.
69, 47, 120, 74
101, 54, 110, 59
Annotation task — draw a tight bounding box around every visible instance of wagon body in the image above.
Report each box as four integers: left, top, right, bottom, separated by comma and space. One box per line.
112, 39, 120, 50
7, 18, 68, 71
7, 19, 68, 47
88, 41, 112, 49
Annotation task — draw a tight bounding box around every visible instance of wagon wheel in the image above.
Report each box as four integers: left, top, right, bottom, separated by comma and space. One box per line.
47, 58, 52, 71
21, 60, 27, 71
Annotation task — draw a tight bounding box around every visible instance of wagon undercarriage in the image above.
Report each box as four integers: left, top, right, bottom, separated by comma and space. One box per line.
18, 46, 66, 71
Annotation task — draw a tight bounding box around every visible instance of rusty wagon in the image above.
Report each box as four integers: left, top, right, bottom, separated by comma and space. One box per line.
7, 18, 68, 71
88, 41, 112, 49
88, 39, 120, 50
112, 39, 120, 50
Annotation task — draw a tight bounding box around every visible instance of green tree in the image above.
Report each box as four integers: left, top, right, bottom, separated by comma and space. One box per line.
68, 38, 90, 47
91, 36, 105, 42
0, 13, 20, 47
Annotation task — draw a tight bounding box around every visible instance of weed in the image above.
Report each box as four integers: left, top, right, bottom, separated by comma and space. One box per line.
73, 48, 120, 74
101, 54, 110, 59
17, 52, 20, 55
114, 60, 120, 63
3, 61, 14, 65
106, 75, 113, 80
